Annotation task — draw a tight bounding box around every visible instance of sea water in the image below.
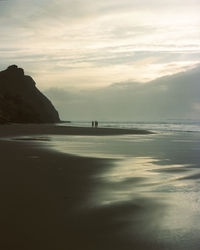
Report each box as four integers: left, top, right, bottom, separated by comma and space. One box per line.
59, 119, 200, 133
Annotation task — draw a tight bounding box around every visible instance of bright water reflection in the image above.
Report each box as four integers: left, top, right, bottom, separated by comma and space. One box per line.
53, 132, 200, 249
43, 134, 161, 158
91, 152, 200, 249
14, 132, 200, 249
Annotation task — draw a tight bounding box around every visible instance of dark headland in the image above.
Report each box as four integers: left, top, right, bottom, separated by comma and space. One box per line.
0, 65, 60, 124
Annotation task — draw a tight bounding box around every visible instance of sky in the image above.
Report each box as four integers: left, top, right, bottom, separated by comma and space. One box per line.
44, 66, 200, 121
0, 0, 200, 120
0, 0, 200, 90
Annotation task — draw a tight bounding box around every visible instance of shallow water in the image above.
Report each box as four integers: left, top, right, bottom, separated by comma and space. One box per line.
60, 119, 200, 132
15, 131, 200, 249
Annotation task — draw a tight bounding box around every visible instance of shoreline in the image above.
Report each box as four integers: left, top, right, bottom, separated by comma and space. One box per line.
0, 123, 152, 138
0, 124, 152, 249
0, 125, 200, 249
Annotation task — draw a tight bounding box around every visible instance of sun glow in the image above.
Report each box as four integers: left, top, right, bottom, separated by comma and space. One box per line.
0, 0, 200, 89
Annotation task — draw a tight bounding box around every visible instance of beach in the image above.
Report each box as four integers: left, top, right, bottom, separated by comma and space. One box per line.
0, 124, 151, 137
0, 124, 200, 250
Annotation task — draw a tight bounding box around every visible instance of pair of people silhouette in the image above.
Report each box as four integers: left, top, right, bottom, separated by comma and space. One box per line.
92, 121, 98, 128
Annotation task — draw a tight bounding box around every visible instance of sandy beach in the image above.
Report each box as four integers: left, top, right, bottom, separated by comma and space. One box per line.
0, 124, 151, 138
0, 124, 200, 250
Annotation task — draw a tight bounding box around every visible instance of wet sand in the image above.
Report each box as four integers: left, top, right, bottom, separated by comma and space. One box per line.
0, 123, 151, 137
0, 125, 200, 250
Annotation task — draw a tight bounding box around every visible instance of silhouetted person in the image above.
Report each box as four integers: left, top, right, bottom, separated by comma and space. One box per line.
92, 121, 94, 127
95, 121, 98, 128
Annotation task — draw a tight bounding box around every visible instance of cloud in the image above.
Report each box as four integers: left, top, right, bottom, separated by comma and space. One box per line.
44, 65, 200, 121
0, 0, 200, 89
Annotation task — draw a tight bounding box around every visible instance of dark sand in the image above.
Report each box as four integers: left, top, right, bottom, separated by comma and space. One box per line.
0, 124, 151, 250
0, 124, 151, 138
0, 124, 200, 250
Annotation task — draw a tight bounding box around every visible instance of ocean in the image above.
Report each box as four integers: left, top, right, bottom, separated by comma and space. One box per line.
60, 119, 200, 133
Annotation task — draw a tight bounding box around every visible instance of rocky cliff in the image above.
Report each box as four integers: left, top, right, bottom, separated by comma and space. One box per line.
0, 65, 60, 123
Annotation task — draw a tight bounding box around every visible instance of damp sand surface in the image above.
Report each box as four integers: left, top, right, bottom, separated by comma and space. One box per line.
0, 124, 200, 250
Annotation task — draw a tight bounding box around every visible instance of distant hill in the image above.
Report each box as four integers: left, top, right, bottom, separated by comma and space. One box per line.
0, 65, 60, 124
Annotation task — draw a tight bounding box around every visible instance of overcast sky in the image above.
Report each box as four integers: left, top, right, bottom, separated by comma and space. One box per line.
44, 66, 200, 121
0, 0, 200, 89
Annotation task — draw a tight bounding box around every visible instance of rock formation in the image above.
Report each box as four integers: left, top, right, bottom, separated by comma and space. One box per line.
0, 65, 60, 123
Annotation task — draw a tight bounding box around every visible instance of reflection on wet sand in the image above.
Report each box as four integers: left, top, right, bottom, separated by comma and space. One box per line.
13, 132, 200, 249
89, 159, 199, 249
92, 157, 191, 206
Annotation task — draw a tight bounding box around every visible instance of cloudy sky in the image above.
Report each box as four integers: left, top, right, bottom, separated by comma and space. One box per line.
44, 66, 200, 120
0, 0, 200, 90
1, 0, 200, 120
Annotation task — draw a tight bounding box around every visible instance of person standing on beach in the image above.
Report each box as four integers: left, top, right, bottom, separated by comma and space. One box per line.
92, 121, 94, 127
95, 121, 98, 128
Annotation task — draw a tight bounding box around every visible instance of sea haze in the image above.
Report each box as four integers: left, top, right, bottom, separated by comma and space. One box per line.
45, 66, 200, 122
